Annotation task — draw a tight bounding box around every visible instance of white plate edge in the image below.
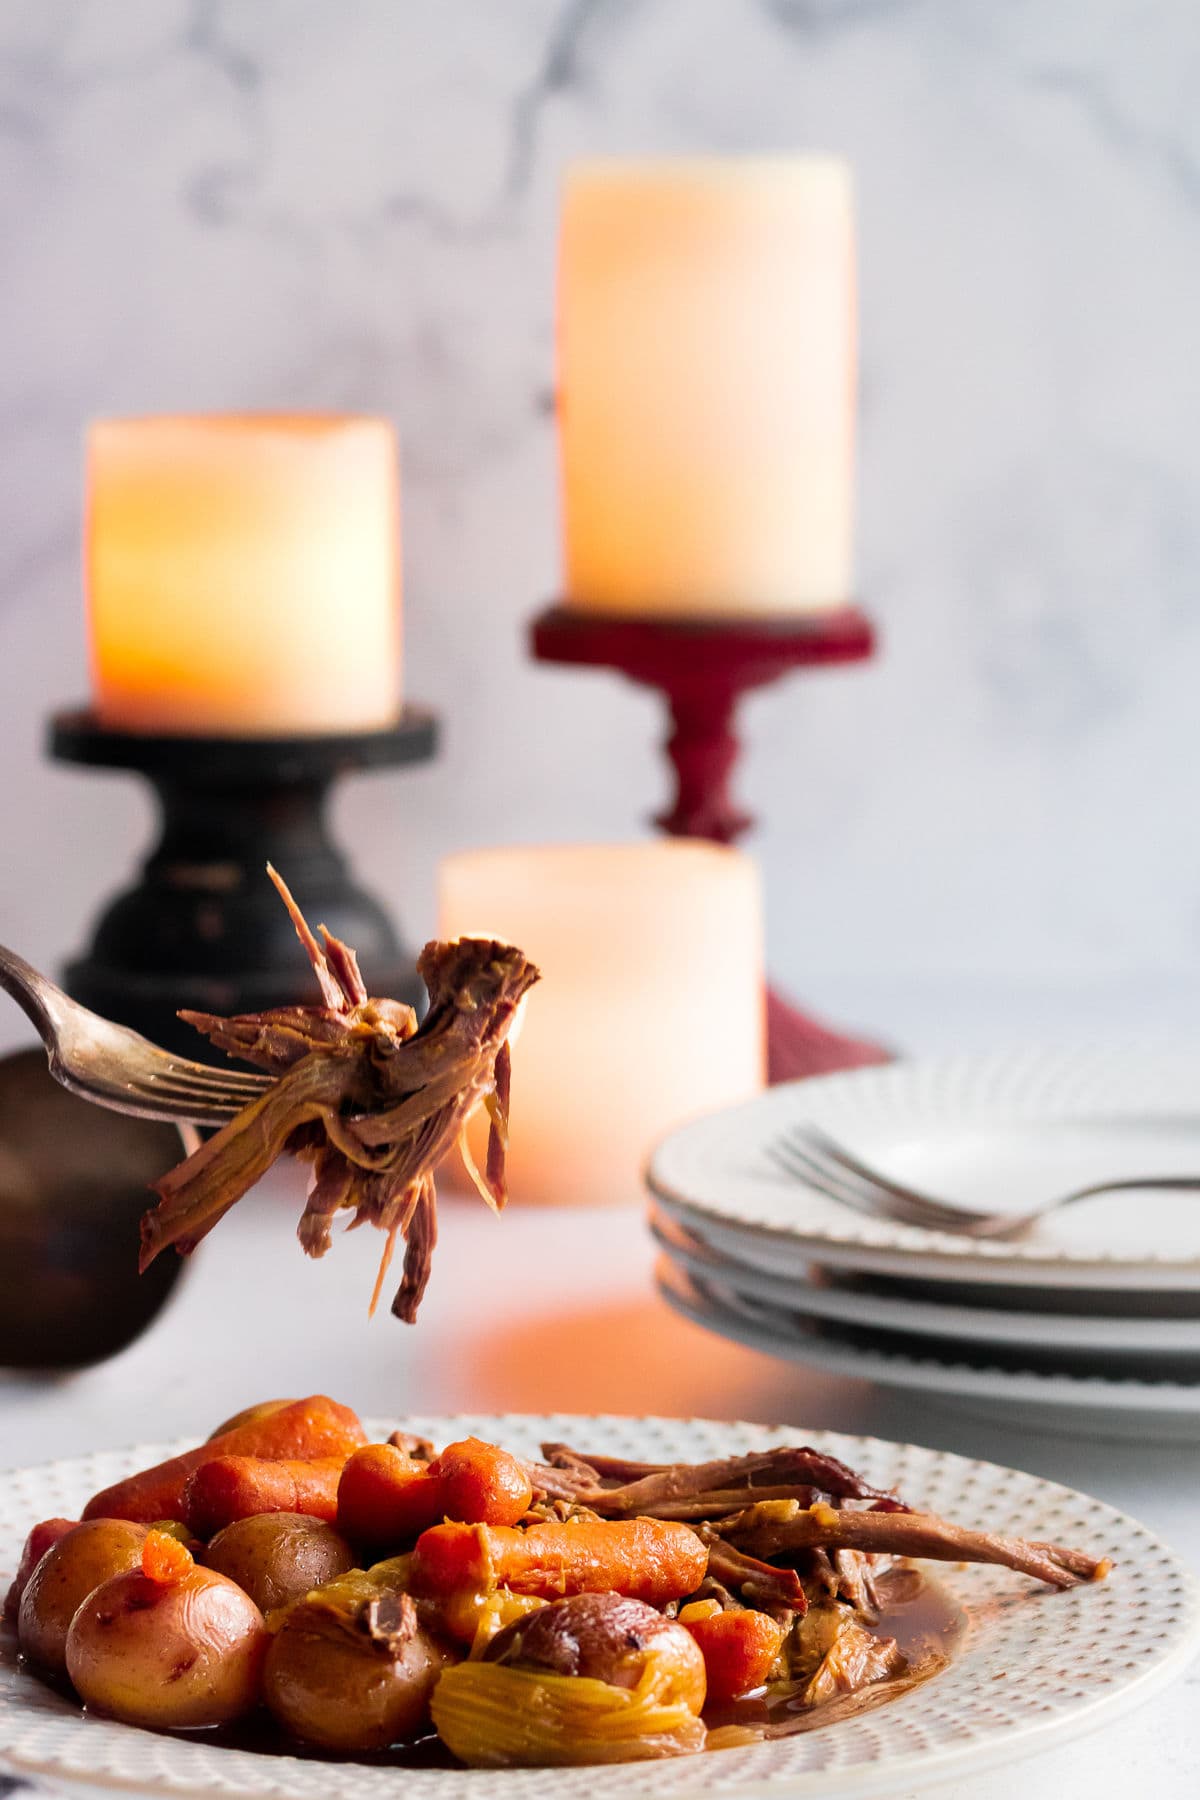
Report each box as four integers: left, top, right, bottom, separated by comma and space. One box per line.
648, 1210, 1200, 1354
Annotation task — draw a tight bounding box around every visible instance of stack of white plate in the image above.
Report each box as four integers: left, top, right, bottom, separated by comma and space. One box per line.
647, 1046, 1200, 1441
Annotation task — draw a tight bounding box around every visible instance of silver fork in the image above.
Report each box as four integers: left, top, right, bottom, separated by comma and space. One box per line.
766, 1121, 1200, 1242
0, 943, 272, 1127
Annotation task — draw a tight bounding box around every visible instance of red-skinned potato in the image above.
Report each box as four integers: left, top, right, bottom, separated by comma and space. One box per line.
4, 1518, 78, 1621
17, 1520, 148, 1674
432, 1592, 707, 1767
66, 1535, 267, 1730
487, 1591, 707, 1702
203, 1513, 356, 1615
263, 1573, 454, 1751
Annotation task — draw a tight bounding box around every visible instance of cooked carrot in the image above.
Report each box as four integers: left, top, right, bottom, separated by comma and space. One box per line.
433, 1439, 532, 1530
141, 1529, 194, 1584
680, 1605, 785, 1702
207, 1398, 295, 1441
410, 1517, 708, 1613
183, 1456, 347, 1538
336, 1444, 434, 1545
3, 1518, 77, 1619
337, 1438, 533, 1550
82, 1396, 365, 1523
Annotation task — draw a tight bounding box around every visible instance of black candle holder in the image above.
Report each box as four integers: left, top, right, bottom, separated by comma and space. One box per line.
48, 708, 438, 1060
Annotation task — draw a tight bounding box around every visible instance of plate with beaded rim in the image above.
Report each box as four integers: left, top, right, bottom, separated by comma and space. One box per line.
654, 1258, 1200, 1443
648, 1204, 1200, 1360
647, 1046, 1200, 1290
2, 1414, 1199, 1800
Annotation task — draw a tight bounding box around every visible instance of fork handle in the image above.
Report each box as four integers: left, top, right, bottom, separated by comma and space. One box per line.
1068, 1176, 1200, 1198
0, 944, 75, 1051
962, 1173, 1200, 1240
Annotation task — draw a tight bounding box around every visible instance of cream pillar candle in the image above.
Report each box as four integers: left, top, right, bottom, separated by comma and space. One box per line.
439, 842, 765, 1207
86, 414, 402, 735
558, 157, 855, 617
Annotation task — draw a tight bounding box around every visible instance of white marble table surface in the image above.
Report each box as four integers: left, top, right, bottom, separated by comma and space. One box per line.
1, 1159, 1197, 1800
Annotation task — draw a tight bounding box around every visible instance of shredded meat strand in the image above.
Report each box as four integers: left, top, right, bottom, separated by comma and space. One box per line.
388, 1430, 436, 1462
698, 1530, 809, 1616
363, 1590, 419, 1652
138, 866, 539, 1323
533, 1446, 906, 1518
724, 1503, 1109, 1589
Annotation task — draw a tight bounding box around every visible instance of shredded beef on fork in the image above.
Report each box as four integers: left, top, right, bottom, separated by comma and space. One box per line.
138, 865, 539, 1322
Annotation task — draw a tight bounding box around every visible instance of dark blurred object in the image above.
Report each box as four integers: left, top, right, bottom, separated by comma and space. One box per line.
47, 709, 438, 1060
0, 1047, 185, 1368
530, 605, 891, 1081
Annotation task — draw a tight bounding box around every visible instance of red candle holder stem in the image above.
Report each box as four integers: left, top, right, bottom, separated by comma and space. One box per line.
531, 604, 892, 1083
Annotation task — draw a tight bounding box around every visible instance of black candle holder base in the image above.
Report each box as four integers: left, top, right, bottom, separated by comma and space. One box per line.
49, 709, 439, 1060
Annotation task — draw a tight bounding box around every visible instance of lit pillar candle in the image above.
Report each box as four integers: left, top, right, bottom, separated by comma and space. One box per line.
558, 157, 855, 617
439, 842, 765, 1206
86, 414, 402, 735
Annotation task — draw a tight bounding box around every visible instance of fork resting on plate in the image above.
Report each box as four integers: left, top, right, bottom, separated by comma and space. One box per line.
767, 1121, 1200, 1242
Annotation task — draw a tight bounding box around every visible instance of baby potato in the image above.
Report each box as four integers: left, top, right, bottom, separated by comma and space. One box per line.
203, 1513, 356, 1615
434, 1593, 708, 1767
4, 1518, 77, 1621
17, 1519, 147, 1675
66, 1560, 268, 1729
264, 1582, 453, 1751
487, 1591, 707, 1707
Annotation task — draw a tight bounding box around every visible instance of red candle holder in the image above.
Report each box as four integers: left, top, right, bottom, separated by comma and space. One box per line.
530, 604, 891, 1083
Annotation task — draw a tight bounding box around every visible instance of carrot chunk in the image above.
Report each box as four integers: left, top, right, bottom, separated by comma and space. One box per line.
183, 1456, 347, 1539
337, 1444, 435, 1545
81, 1397, 365, 1524
410, 1517, 708, 1611
141, 1528, 195, 1584
337, 1438, 533, 1550
682, 1607, 785, 1702
432, 1439, 533, 1530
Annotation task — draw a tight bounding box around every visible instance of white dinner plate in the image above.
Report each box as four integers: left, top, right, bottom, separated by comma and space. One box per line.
2, 1414, 1199, 1799
656, 1259, 1200, 1442
648, 1046, 1200, 1290
649, 1204, 1200, 1360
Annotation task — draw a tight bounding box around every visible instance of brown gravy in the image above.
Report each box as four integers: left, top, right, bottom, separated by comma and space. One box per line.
705, 1567, 966, 1745
3, 1569, 966, 1767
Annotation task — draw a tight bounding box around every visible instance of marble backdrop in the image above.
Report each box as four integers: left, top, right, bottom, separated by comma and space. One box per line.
0, 0, 1198, 1056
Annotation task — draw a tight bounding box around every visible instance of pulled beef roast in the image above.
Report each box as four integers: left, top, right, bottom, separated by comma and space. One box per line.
138, 866, 539, 1322
531, 1444, 907, 1521
721, 1499, 1107, 1590
526, 1439, 1111, 1720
